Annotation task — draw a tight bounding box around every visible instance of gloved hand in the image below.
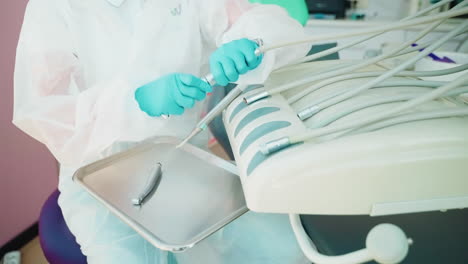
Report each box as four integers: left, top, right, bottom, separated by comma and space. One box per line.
210, 38, 263, 86
134, 73, 212, 117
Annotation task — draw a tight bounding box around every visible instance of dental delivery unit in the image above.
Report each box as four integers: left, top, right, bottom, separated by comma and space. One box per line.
74, 1, 468, 263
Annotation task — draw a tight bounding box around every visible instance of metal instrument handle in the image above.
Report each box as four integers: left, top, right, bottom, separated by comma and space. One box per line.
132, 163, 162, 206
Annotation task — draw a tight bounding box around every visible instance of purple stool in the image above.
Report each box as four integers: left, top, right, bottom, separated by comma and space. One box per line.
39, 190, 87, 264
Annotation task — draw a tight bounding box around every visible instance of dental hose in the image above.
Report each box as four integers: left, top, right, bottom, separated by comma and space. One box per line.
178, 3, 468, 148
260, 19, 468, 155
258, 7, 468, 54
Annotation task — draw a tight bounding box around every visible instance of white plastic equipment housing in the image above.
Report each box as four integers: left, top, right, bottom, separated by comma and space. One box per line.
223, 62, 468, 216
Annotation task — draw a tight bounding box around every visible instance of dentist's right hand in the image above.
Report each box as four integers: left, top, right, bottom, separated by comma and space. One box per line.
135, 73, 212, 117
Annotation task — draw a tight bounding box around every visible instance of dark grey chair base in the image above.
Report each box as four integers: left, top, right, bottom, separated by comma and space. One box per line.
301, 209, 468, 264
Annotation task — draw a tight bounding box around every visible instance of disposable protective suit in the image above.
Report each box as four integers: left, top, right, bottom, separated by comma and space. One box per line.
13, 0, 310, 263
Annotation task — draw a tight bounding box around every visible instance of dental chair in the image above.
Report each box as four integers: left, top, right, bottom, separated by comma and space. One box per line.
215, 68, 468, 263
39, 189, 87, 264
39, 159, 86, 264
300, 210, 468, 263
210, 37, 468, 264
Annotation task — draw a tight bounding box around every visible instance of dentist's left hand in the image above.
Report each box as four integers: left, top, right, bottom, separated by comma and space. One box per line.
135, 73, 212, 117
210, 38, 263, 86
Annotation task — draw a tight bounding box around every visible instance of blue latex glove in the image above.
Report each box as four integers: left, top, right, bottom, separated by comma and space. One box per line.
210, 38, 263, 86
135, 73, 212, 117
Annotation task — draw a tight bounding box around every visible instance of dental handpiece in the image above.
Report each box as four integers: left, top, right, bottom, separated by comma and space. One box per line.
176, 40, 264, 148
161, 75, 217, 119
202, 73, 216, 87
176, 85, 243, 148
132, 163, 162, 206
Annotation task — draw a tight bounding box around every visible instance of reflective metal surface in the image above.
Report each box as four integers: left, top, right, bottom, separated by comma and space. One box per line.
73, 136, 247, 252
132, 162, 162, 206
176, 85, 244, 148
297, 105, 320, 121
243, 91, 270, 105
202, 73, 216, 86
260, 137, 292, 155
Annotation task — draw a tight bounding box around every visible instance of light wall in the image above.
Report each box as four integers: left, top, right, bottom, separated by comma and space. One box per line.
0, 0, 58, 246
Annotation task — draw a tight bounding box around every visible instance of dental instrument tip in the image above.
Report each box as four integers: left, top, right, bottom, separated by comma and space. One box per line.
259, 144, 270, 155
176, 138, 190, 149
254, 49, 262, 56
176, 128, 201, 148
202, 73, 216, 86
260, 137, 292, 155
297, 105, 321, 121
132, 198, 142, 206
243, 91, 270, 105
253, 38, 264, 56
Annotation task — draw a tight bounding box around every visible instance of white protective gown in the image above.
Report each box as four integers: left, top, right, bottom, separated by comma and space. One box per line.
13, 0, 310, 263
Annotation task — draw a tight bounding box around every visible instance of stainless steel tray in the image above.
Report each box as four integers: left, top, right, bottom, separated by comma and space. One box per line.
73, 136, 247, 252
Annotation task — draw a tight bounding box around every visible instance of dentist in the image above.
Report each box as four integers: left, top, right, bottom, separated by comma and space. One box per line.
13, 0, 309, 263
